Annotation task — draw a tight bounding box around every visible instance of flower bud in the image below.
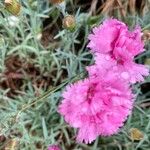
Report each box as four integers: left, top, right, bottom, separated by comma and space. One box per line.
4, 0, 21, 16
142, 30, 150, 42
129, 128, 144, 141
63, 15, 76, 31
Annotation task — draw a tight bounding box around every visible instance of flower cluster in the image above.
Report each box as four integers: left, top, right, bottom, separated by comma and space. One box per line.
58, 19, 149, 144
88, 19, 149, 83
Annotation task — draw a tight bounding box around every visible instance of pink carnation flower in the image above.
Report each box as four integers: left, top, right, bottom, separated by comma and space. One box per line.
88, 19, 149, 83
88, 19, 144, 59
86, 54, 117, 78
58, 74, 133, 143
88, 19, 127, 53
87, 53, 149, 83
48, 145, 60, 150
58, 18, 149, 145
113, 27, 144, 61
115, 62, 149, 83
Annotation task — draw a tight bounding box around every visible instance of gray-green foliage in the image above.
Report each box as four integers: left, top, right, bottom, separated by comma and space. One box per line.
0, 0, 150, 150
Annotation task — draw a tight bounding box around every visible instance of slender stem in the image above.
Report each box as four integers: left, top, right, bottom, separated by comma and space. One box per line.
15, 72, 85, 120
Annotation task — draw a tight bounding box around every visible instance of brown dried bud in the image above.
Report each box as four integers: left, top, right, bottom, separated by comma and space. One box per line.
129, 128, 144, 141
63, 15, 76, 31
142, 30, 150, 42
5, 0, 21, 16
50, 0, 64, 4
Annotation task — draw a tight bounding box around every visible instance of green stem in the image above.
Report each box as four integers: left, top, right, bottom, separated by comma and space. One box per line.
16, 72, 85, 120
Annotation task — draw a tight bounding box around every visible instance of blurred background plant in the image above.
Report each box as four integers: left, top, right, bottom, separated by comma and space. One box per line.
0, 0, 150, 149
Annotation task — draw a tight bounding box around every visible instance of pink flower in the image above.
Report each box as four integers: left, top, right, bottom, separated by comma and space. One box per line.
114, 62, 149, 83
58, 18, 149, 145
86, 53, 117, 78
88, 19, 127, 53
87, 18, 149, 83
113, 27, 144, 61
88, 19, 144, 60
58, 74, 133, 144
48, 145, 60, 150
87, 53, 149, 84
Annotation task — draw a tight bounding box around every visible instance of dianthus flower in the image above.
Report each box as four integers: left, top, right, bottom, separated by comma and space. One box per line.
88, 19, 144, 57
48, 145, 60, 150
88, 19, 127, 54
88, 19, 149, 83
58, 18, 149, 144
58, 71, 133, 143
87, 53, 149, 83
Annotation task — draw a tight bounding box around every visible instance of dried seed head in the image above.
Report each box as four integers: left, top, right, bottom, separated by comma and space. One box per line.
63, 15, 76, 31
142, 30, 150, 42
129, 128, 144, 141
5, 0, 21, 16
50, 0, 64, 4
